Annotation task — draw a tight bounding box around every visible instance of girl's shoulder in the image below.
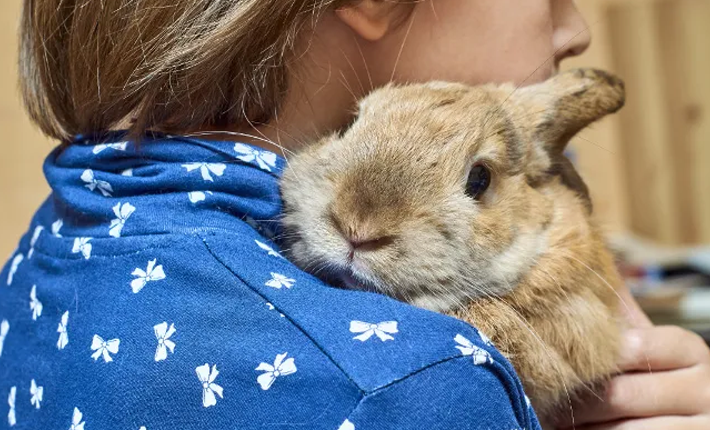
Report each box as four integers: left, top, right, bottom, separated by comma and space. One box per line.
0, 220, 538, 429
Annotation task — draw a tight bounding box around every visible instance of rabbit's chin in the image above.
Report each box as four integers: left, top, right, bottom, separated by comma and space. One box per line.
332, 266, 391, 295
287, 219, 551, 313
410, 295, 471, 313
318, 260, 452, 310
332, 263, 502, 313
338, 271, 361, 290
331, 269, 375, 292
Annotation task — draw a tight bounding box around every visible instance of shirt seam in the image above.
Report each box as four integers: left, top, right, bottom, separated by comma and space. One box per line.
28, 227, 257, 260
367, 353, 467, 396
197, 231, 367, 396
348, 355, 531, 428
27, 236, 181, 260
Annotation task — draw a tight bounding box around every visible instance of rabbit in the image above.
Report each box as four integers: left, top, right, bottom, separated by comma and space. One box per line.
279, 68, 626, 424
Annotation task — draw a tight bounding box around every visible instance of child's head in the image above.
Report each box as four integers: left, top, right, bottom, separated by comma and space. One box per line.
20, 0, 589, 144
334, 0, 591, 86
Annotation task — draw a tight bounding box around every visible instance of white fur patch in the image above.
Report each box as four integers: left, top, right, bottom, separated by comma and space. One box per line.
411, 229, 550, 313
412, 295, 463, 313
488, 229, 549, 292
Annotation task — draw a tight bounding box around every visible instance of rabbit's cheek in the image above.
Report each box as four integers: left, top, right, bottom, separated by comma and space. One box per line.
485, 228, 551, 293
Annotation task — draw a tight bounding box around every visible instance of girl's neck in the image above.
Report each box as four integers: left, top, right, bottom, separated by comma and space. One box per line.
183, 15, 377, 156
186, 76, 361, 157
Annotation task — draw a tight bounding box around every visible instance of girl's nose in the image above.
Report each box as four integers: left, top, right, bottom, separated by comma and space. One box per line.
552, 0, 593, 65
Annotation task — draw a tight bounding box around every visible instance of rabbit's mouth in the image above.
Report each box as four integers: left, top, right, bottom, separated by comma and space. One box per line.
327, 265, 384, 294
338, 270, 361, 290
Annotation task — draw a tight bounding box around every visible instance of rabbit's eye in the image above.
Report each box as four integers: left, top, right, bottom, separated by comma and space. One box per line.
465, 164, 491, 200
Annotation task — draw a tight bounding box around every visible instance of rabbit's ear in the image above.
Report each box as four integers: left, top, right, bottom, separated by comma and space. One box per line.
511, 68, 625, 156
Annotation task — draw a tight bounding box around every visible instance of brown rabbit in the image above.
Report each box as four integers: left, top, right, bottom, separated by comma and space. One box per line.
279, 68, 626, 425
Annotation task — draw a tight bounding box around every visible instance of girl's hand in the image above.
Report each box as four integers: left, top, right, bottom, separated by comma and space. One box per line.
555, 288, 710, 430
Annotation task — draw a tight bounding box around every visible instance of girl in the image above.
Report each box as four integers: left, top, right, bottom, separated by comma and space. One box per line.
2, 0, 709, 429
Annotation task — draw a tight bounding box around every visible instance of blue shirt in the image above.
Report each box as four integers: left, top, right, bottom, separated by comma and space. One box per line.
0, 133, 541, 430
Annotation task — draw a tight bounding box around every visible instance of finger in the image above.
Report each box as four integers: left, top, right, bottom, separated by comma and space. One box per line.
619, 326, 710, 372
574, 416, 710, 430
616, 285, 653, 328
558, 368, 710, 426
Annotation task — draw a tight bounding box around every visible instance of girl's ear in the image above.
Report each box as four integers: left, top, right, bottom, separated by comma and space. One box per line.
335, 0, 412, 42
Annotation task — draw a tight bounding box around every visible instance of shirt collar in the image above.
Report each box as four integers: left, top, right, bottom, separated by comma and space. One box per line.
43, 131, 286, 239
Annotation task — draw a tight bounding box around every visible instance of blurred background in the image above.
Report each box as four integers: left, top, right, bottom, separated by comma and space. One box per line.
563, 0, 710, 341
1, 1, 709, 338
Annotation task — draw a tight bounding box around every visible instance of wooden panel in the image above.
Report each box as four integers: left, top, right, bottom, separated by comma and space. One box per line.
657, 0, 699, 243
663, 0, 710, 243
0, 2, 53, 258
565, 0, 629, 234
565, 0, 710, 245
607, 2, 680, 244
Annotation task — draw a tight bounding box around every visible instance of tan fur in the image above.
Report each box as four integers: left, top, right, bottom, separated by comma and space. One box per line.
451, 180, 622, 422
280, 69, 626, 424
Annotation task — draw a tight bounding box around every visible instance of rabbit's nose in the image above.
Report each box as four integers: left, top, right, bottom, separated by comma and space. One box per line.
346, 234, 395, 262
348, 235, 394, 252
328, 210, 395, 257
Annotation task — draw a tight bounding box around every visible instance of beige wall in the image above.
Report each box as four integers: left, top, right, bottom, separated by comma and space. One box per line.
563, 0, 630, 235
0, 2, 52, 258
572, 0, 710, 245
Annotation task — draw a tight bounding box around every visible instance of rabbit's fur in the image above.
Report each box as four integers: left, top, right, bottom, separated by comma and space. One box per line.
280, 68, 626, 422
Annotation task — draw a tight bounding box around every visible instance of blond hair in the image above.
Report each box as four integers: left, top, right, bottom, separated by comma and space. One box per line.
19, 0, 347, 140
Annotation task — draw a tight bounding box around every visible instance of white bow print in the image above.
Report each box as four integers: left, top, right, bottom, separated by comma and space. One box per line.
72, 238, 92, 260
0, 319, 8, 358
93, 141, 127, 154
265, 302, 285, 318
256, 352, 297, 391
69, 407, 85, 430
187, 191, 213, 203
109, 202, 136, 238
454, 334, 493, 365
478, 330, 493, 346
28, 226, 44, 259
131, 259, 166, 293
182, 162, 226, 182
234, 143, 277, 172
265, 273, 295, 289
7, 253, 23, 286
349, 321, 399, 342
153, 322, 176, 362
29, 285, 43, 321
57, 311, 69, 350
7, 386, 16, 427
81, 169, 113, 197
255, 240, 281, 258
195, 364, 223, 407
52, 219, 63, 237
91, 334, 120, 362
30, 379, 43, 409
339, 419, 355, 430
